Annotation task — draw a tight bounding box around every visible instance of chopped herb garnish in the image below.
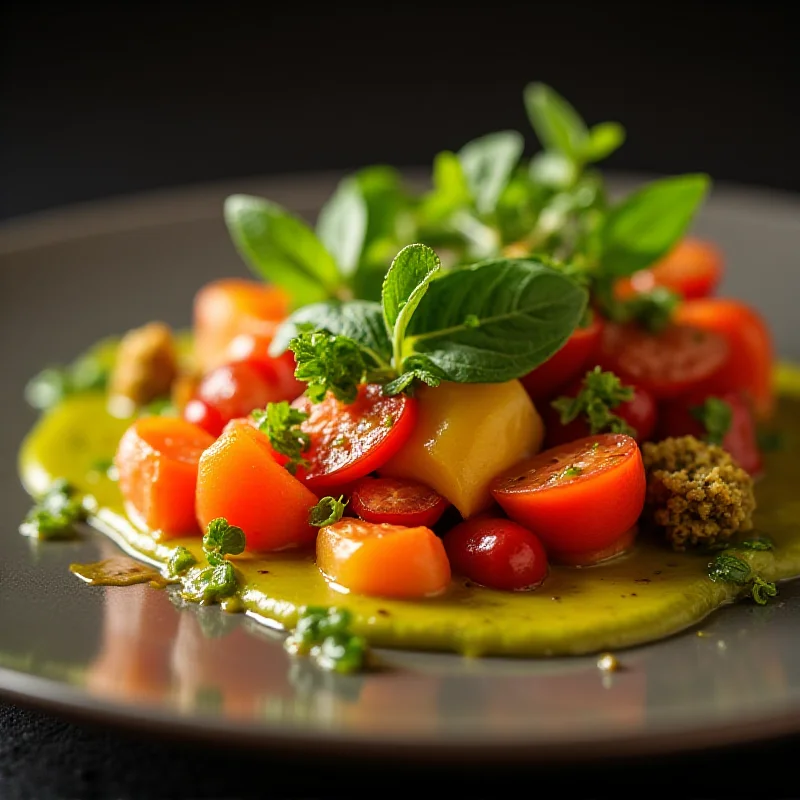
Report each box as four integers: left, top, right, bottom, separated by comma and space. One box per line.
180, 518, 245, 604
751, 577, 779, 605
559, 465, 583, 480
552, 367, 636, 437
251, 401, 311, 475
309, 496, 348, 527
707, 552, 778, 605
382, 413, 395, 428
607, 286, 681, 334
202, 517, 246, 566
739, 535, 774, 551
285, 606, 368, 674
25, 353, 109, 411
167, 546, 197, 577
20, 479, 87, 540
691, 397, 733, 446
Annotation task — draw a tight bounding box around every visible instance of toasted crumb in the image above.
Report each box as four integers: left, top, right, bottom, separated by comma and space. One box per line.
109, 322, 178, 408
642, 435, 756, 552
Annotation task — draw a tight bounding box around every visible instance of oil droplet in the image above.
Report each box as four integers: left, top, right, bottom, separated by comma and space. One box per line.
597, 652, 621, 672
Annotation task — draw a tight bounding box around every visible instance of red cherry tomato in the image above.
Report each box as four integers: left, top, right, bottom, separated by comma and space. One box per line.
675, 298, 774, 420
658, 390, 763, 475
225, 332, 304, 401
596, 322, 729, 401
521, 313, 604, 400
293, 385, 418, 493
183, 361, 292, 438
491, 434, 645, 566
617, 238, 724, 300
542, 378, 657, 446
350, 477, 449, 528
443, 517, 549, 592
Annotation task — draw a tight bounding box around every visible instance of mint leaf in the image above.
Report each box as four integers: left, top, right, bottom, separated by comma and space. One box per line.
524, 83, 588, 161
270, 300, 391, 366
403, 258, 588, 383
224, 195, 342, 306
458, 131, 524, 216
583, 122, 626, 163
707, 553, 751, 585
600, 174, 710, 277
316, 176, 367, 278
203, 517, 246, 565
419, 151, 472, 224
383, 357, 445, 396
382, 244, 441, 369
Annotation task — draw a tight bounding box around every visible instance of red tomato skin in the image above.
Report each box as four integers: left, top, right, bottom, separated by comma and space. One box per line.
675, 298, 774, 420
350, 477, 450, 528
183, 397, 226, 438
521, 314, 604, 401
542, 380, 658, 447
443, 517, 549, 592
596, 322, 729, 400
293, 386, 418, 493
491, 434, 646, 565
658, 390, 763, 475
225, 333, 304, 401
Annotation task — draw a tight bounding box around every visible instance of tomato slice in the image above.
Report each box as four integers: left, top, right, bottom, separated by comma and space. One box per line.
294, 385, 418, 493
490, 434, 646, 566
521, 313, 604, 401
225, 332, 304, 401
596, 322, 729, 400
443, 517, 549, 591
350, 477, 449, 527
618, 238, 724, 301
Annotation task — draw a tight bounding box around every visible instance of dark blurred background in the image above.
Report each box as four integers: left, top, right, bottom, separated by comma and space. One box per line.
1, 1, 797, 219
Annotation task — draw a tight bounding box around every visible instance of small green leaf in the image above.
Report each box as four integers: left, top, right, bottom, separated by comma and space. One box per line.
751, 577, 778, 605
25, 352, 109, 411
251, 401, 310, 474
285, 607, 368, 674
403, 258, 588, 384
167, 546, 197, 577
316, 177, 368, 278
583, 122, 626, 163
524, 83, 589, 161
600, 174, 711, 277
20, 479, 87, 540
707, 553, 751, 585
224, 195, 342, 307
691, 397, 733, 446
458, 131, 525, 215
610, 286, 681, 334
203, 518, 246, 564
309, 496, 348, 527
419, 151, 473, 223
739, 536, 774, 551
528, 151, 578, 190
181, 561, 238, 604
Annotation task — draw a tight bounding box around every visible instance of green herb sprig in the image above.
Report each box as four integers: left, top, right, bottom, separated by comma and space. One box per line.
181, 518, 246, 604
26, 355, 109, 411
309, 496, 348, 527
691, 397, 733, 446
251, 401, 311, 474
285, 607, 368, 674
20, 479, 88, 540
707, 551, 778, 606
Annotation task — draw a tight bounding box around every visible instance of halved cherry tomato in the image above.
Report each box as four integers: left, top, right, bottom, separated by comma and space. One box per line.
617, 238, 724, 300
521, 313, 604, 401
196, 423, 318, 552
491, 434, 645, 566
596, 322, 729, 400
184, 360, 293, 438
316, 518, 451, 599
350, 477, 449, 528
658, 390, 763, 475
194, 279, 290, 373
294, 385, 417, 493
115, 417, 215, 537
443, 517, 548, 591
675, 298, 774, 419
225, 332, 304, 401
542, 378, 657, 446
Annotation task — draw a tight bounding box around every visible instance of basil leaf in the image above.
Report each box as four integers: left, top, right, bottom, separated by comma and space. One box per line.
270, 300, 391, 367
600, 174, 710, 277
404, 258, 588, 383
224, 195, 341, 306
524, 83, 588, 161
458, 131, 524, 216
382, 243, 441, 342
315, 177, 367, 278
419, 151, 472, 224
584, 122, 626, 163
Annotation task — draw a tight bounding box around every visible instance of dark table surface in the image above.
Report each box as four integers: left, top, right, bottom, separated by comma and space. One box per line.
3, 2, 800, 798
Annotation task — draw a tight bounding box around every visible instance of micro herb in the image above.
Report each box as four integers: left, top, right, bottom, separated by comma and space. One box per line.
707, 552, 778, 606
251, 401, 311, 474
180, 518, 245, 604
559, 465, 583, 480
691, 397, 733, 446
605, 286, 681, 334
285, 606, 368, 674
20, 479, 87, 540
167, 546, 197, 577
551, 367, 636, 437
25, 354, 109, 411
309, 496, 347, 527
739, 535, 774, 551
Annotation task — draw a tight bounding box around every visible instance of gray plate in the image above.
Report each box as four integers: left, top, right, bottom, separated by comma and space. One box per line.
1, 172, 800, 763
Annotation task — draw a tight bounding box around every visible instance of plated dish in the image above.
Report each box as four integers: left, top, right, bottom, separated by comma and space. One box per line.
17, 84, 800, 677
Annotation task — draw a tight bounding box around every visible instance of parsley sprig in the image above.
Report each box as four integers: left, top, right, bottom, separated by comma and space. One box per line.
251, 401, 311, 474
180, 518, 246, 604
552, 367, 637, 437
309, 496, 348, 527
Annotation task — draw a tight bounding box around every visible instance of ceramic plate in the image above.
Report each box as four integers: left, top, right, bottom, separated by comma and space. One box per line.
2, 172, 800, 763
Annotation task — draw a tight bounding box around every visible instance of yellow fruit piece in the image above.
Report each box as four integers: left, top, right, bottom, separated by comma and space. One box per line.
380, 380, 544, 518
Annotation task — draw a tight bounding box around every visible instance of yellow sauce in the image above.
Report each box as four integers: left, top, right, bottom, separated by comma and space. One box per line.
18, 368, 800, 658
